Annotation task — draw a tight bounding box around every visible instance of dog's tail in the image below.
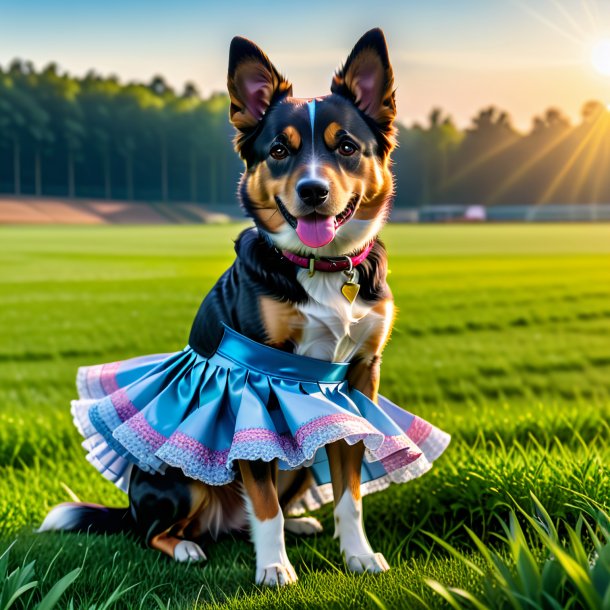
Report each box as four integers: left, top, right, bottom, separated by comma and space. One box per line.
38, 503, 134, 535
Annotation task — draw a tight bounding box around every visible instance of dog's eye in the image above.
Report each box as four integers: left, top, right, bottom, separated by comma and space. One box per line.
270, 143, 289, 160
338, 140, 358, 156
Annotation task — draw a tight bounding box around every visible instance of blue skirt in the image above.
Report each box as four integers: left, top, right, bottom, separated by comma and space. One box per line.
72, 324, 450, 512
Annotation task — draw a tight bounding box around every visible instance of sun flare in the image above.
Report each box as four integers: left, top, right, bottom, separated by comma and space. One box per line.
591, 38, 610, 76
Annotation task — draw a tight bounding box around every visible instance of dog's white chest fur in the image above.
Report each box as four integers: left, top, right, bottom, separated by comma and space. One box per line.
293, 269, 380, 362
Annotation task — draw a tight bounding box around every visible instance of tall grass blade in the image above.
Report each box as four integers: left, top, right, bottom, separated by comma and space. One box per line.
36, 568, 81, 610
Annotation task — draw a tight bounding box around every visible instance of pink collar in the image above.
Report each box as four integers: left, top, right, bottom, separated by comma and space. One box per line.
281, 241, 375, 273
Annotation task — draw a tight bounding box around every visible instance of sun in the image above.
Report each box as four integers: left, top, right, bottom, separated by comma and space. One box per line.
592, 38, 610, 76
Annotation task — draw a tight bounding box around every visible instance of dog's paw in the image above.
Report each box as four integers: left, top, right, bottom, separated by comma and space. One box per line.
256, 562, 298, 587
284, 516, 323, 536
345, 552, 390, 574
173, 540, 207, 563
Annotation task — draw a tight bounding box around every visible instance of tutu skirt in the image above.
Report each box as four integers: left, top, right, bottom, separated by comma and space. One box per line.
72, 324, 450, 512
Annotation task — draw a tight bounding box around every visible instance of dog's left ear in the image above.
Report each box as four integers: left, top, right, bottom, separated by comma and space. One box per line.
227, 36, 292, 134
331, 28, 396, 145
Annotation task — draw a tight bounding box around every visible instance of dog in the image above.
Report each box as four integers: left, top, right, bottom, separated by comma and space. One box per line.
41, 28, 401, 587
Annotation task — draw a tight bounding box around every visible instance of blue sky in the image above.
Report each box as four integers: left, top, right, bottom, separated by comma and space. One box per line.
1, 0, 610, 129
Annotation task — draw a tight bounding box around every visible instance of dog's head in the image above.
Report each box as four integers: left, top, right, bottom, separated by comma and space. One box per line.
227, 28, 396, 257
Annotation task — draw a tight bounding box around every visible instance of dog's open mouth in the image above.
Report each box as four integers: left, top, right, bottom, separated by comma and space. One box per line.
275, 194, 359, 248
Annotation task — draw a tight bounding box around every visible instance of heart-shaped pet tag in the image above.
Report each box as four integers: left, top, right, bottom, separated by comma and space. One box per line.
341, 281, 360, 304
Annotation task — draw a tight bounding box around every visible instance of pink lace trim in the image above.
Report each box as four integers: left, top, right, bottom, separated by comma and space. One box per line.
406, 418, 433, 445
167, 431, 229, 465
233, 428, 300, 453
375, 434, 412, 459
380, 448, 423, 472
295, 412, 378, 445
125, 411, 165, 451
100, 362, 120, 395
110, 388, 139, 422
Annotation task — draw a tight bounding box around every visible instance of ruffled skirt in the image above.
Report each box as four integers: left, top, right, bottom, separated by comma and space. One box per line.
72, 324, 450, 512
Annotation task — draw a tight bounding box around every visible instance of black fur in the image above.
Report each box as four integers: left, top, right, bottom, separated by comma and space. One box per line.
129, 467, 195, 544
228, 36, 293, 160
354, 240, 390, 302
188, 227, 308, 356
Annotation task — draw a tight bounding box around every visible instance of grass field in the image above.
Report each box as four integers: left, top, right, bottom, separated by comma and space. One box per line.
1, 223, 610, 609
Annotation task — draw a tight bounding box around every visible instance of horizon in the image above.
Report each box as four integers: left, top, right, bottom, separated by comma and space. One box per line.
2, 0, 610, 130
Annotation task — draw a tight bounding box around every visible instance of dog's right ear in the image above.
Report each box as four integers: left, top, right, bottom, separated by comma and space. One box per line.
227, 37, 292, 136
331, 29, 396, 154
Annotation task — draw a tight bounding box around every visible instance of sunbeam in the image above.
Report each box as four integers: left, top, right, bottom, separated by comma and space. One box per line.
486, 126, 575, 205
512, 0, 584, 45
591, 121, 610, 203
548, 0, 589, 38
537, 111, 607, 204
440, 136, 522, 191
566, 111, 610, 202
580, 0, 601, 35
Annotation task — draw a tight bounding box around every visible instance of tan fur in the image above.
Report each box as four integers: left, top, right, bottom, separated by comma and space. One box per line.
187, 482, 247, 540
246, 164, 286, 232
355, 161, 393, 221
367, 298, 396, 356
239, 459, 280, 521
259, 295, 304, 348
347, 358, 381, 404
323, 122, 343, 148
327, 440, 365, 502
350, 298, 395, 402
278, 469, 314, 509
283, 125, 302, 150
149, 532, 184, 558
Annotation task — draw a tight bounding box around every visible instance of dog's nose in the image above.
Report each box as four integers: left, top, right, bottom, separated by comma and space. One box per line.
296, 179, 329, 207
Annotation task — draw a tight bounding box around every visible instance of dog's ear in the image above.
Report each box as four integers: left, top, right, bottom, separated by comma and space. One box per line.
331, 28, 396, 146
227, 36, 292, 134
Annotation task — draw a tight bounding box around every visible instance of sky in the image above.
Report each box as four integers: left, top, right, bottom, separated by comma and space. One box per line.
1, 0, 610, 130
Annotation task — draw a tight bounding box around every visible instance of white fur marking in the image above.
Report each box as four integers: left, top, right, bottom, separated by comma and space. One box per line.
38, 503, 81, 532
307, 100, 319, 179
294, 269, 384, 362
308, 161, 319, 180
174, 540, 206, 562
334, 491, 373, 557
244, 498, 297, 585
284, 516, 323, 535
334, 491, 390, 573
307, 99, 316, 140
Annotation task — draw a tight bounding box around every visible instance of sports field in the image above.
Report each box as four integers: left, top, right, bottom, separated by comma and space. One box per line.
1, 223, 610, 609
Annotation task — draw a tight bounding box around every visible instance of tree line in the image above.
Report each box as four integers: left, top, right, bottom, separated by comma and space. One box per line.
0, 60, 240, 204
1, 59, 608, 207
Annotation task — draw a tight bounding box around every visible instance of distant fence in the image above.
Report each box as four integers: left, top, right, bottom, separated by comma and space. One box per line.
392, 203, 610, 223
2, 196, 610, 225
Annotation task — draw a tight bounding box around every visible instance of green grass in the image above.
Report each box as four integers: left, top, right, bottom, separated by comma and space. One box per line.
1, 223, 610, 609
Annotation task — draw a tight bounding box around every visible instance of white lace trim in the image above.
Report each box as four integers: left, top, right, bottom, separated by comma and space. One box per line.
287, 428, 452, 515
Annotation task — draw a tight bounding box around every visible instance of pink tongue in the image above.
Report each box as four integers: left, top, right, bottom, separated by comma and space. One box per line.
296, 214, 336, 248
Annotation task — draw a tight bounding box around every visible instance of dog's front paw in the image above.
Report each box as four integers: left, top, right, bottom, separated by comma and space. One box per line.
256, 562, 298, 586
284, 516, 323, 536
345, 552, 390, 574
173, 540, 207, 563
